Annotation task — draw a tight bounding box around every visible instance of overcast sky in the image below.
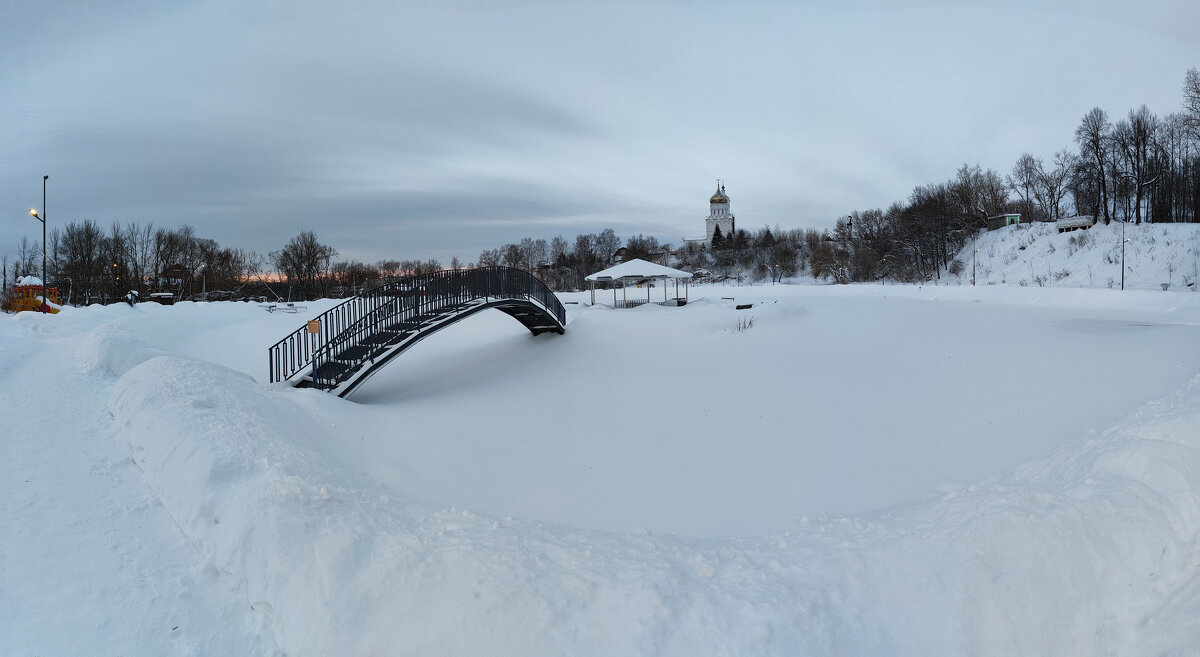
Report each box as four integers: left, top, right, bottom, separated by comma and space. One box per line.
3, 0, 1198, 266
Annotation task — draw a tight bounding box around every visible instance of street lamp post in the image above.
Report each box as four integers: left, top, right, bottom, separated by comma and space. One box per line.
972, 231, 978, 287
1121, 219, 1130, 291
27, 175, 48, 313
1115, 170, 1152, 290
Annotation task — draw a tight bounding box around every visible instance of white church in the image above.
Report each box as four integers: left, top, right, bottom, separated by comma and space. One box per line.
684, 180, 736, 249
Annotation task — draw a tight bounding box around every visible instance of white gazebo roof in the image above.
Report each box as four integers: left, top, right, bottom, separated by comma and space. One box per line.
585, 258, 693, 282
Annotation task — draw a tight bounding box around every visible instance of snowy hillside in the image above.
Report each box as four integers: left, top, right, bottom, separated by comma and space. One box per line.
5, 284, 1200, 656
947, 220, 1200, 291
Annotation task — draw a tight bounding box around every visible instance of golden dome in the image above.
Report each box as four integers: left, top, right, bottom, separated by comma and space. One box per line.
709, 184, 729, 204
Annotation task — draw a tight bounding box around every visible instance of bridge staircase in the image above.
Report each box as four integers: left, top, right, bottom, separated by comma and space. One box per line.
268, 267, 566, 397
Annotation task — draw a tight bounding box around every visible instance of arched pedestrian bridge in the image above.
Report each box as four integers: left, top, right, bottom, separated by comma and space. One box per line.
268, 267, 566, 397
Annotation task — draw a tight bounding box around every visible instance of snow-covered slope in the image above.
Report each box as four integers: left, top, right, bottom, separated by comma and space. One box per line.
5, 285, 1200, 656
948, 221, 1200, 292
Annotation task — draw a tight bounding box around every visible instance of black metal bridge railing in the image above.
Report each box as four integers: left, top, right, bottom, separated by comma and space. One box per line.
268, 266, 566, 392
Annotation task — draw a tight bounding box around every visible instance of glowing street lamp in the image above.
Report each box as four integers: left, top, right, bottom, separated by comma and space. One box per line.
28, 175, 48, 313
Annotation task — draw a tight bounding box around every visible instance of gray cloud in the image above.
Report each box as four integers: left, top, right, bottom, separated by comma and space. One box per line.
4, 0, 1198, 267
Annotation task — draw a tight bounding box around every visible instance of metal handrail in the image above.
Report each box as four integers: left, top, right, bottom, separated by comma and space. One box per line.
268, 266, 566, 387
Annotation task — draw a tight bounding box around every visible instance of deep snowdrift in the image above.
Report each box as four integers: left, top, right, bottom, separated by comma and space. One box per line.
5, 285, 1200, 656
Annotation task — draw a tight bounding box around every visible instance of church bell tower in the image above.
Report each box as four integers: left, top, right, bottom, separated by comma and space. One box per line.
705, 180, 735, 246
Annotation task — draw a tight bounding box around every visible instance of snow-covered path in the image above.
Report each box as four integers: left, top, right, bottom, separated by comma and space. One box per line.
1, 311, 266, 655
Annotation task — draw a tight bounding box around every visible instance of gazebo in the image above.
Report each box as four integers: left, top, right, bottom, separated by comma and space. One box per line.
585, 258, 693, 307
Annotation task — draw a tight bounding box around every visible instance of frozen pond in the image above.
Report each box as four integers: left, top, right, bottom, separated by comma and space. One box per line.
331, 285, 1200, 537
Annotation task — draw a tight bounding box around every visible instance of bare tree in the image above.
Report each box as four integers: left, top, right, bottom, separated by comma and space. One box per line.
1115, 105, 1159, 224
377, 259, 402, 278
16, 235, 38, 278
518, 237, 548, 271
595, 228, 620, 265
127, 222, 155, 295
62, 220, 103, 303
271, 231, 337, 300
1034, 148, 1077, 221
952, 164, 1008, 227
245, 250, 266, 283
1075, 107, 1112, 223
1183, 67, 1200, 139
501, 244, 523, 269
550, 236, 569, 264
47, 227, 62, 286
1007, 153, 1042, 221
476, 249, 501, 268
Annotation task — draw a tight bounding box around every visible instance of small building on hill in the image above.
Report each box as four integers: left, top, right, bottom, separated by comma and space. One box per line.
1056, 215, 1096, 233
988, 214, 1021, 231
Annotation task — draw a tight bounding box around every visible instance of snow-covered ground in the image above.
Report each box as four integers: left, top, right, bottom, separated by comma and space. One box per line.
947, 220, 1200, 291
4, 281, 1200, 655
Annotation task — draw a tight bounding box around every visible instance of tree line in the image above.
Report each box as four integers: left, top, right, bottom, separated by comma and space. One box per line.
1, 221, 266, 305
822, 68, 1200, 284
476, 69, 1200, 289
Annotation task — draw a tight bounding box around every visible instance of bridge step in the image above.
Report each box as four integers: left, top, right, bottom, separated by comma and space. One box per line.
387, 313, 442, 332
387, 321, 421, 332
335, 345, 377, 362
312, 360, 352, 385
361, 330, 405, 347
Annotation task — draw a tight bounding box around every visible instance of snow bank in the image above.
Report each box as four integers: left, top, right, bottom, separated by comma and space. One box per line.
950, 221, 1200, 292
102, 319, 1200, 655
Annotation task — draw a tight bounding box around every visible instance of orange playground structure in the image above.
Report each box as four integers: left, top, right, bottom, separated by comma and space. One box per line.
10, 283, 60, 313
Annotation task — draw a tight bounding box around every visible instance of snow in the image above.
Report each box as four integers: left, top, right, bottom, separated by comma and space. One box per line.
585, 258, 693, 281
5, 266, 1200, 654
949, 221, 1200, 291
345, 287, 1200, 537
15, 275, 43, 286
